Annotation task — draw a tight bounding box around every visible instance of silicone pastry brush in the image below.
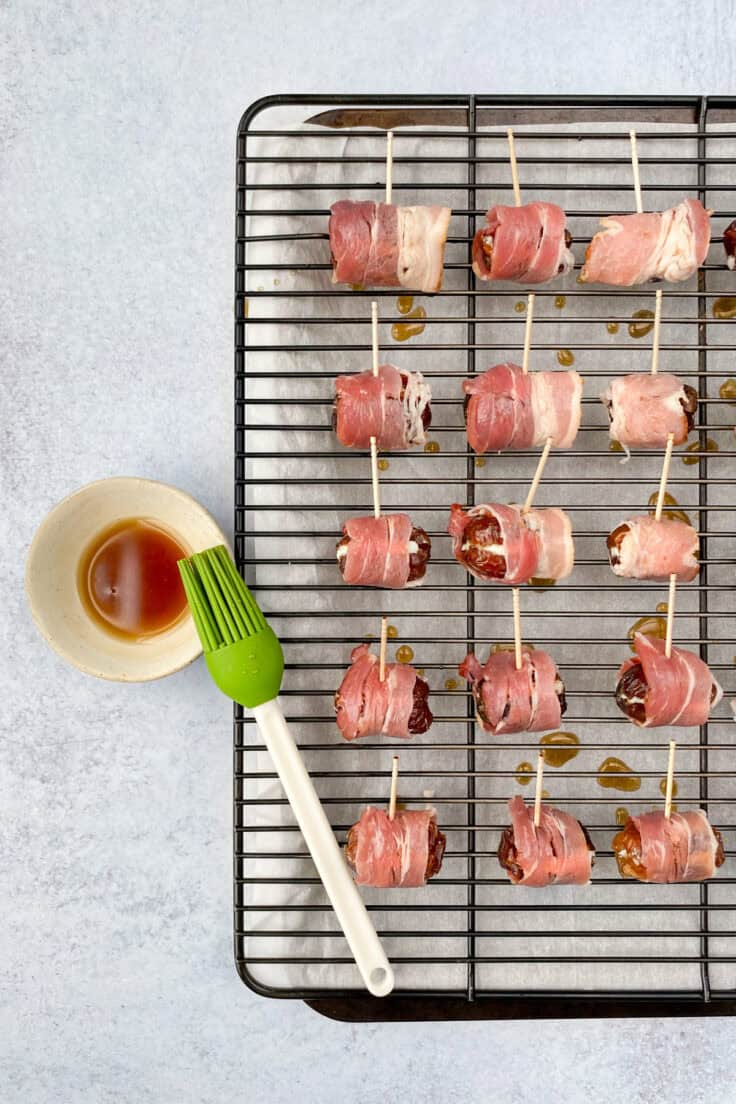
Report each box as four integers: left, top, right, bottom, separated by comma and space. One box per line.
178, 544, 394, 998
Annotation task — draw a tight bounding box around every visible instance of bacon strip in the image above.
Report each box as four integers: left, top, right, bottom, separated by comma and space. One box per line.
335, 643, 431, 740
608, 515, 699, 583
614, 810, 723, 883
603, 373, 696, 451
525, 507, 575, 581
499, 796, 594, 886
581, 199, 711, 285
472, 203, 574, 284
617, 632, 722, 728
329, 200, 451, 292
347, 806, 445, 888
338, 514, 422, 589
335, 364, 431, 450
463, 363, 582, 453
397, 205, 452, 293
448, 503, 574, 584
459, 649, 564, 735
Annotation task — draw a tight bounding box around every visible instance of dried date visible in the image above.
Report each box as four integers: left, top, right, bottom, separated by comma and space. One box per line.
408, 675, 433, 734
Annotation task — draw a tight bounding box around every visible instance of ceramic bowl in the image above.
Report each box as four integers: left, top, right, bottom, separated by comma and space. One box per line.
25, 477, 228, 682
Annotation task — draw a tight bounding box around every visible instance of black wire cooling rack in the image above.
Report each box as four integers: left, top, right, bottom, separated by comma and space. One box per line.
234, 95, 736, 1021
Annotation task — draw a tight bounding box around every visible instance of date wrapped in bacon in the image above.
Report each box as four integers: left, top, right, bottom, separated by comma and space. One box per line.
448, 503, 574, 585
602, 373, 698, 453
472, 203, 574, 284
329, 200, 451, 293
614, 810, 725, 883
616, 632, 722, 728
463, 363, 582, 453
498, 796, 595, 887
346, 806, 446, 888
337, 514, 431, 589
607, 514, 699, 583
581, 198, 711, 286
459, 648, 566, 735
724, 218, 736, 270
335, 643, 432, 740
334, 364, 431, 450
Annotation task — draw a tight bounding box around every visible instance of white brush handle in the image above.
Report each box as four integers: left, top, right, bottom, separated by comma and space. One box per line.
253, 697, 394, 998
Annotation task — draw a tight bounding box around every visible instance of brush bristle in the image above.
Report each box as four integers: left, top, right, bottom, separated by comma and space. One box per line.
177, 545, 266, 653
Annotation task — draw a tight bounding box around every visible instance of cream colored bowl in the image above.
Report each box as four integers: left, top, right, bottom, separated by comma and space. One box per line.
25, 477, 229, 682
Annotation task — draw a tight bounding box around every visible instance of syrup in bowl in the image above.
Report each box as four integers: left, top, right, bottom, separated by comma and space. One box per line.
77, 518, 189, 640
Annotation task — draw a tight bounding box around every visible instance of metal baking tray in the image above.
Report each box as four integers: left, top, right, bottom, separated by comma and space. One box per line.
234, 94, 736, 1020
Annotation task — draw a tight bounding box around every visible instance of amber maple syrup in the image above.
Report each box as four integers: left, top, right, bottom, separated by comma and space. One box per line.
391, 306, 426, 342
78, 518, 189, 640
628, 309, 654, 338
597, 757, 641, 792
539, 731, 579, 767
515, 762, 534, 786
712, 296, 736, 320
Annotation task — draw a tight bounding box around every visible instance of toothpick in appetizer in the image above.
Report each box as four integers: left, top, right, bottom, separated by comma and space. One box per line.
472, 129, 574, 284
602, 289, 698, 458
607, 413, 700, 583
329, 131, 451, 293
498, 792, 595, 887
613, 742, 725, 883
334, 621, 433, 741
581, 131, 711, 286
448, 501, 573, 585
346, 758, 446, 888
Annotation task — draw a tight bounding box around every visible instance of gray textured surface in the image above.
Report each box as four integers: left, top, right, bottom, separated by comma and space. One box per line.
2, 2, 736, 1101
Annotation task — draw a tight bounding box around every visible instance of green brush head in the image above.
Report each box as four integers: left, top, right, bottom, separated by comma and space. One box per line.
178, 544, 284, 709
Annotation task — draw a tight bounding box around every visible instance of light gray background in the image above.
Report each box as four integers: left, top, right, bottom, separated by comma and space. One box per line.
2, 2, 735, 1101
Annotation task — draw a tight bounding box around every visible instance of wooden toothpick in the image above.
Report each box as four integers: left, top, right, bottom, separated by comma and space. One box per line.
385, 130, 394, 205
533, 751, 545, 828
379, 615, 388, 682
650, 288, 663, 375
664, 740, 676, 819
512, 587, 523, 671
370, 439, 381, 518
654, 432, 675, 522
522, 436, 553, 513
630, 130, 643, 214
521, 292, 535, 374
388, 755, 399, 820
371, 300, 379, 378
665, 571, 677, 659
507, 127, 522, 207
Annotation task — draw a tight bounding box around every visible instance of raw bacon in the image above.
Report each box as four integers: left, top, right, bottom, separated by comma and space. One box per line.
613, 810, 724, 883
334, 364, 431, 450
459, 648, 565, 735
602, 373, 698, 452
345, 806, 446, 888
498, 796, 594, 886
335, 643, 432, 740
463, 363, 582, 453
472, 203, 574, 284
329, 200, 451, 293
448, 503, 574, 584
615, 632, 722, 728
524, 507, 574, 581
607, 515, 699, 583
581, 199, 711, 286
337, 515, 431, 589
